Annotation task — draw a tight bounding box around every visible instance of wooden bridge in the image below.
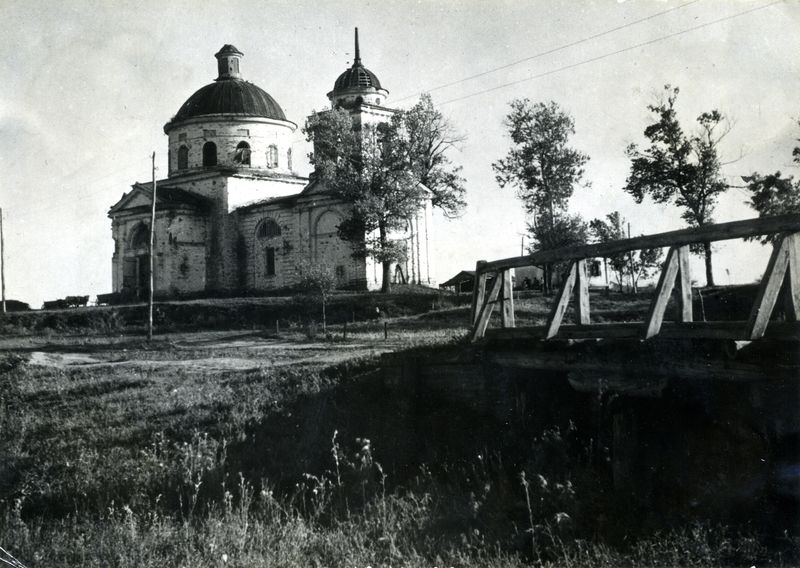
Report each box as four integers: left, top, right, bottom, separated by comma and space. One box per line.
469, 214, 800, 344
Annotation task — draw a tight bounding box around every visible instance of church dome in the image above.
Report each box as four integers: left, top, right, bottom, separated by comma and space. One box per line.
165, 45, 287, 130
333, 63, 383, 92
328, 29, 388, 107
172, 80, 287, 123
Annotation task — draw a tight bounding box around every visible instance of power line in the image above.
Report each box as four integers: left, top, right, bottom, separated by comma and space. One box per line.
394, 0, 702, 104
10, 155, 154, 217
438, 0, 784, 107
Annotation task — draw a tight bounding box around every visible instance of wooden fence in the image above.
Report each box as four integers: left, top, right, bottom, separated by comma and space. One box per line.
469, 214, 800, 342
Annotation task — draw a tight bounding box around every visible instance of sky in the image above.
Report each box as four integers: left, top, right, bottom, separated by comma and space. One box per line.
0, 0, 798, 307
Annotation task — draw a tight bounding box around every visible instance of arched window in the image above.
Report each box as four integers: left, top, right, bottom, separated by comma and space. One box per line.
256, 218, 281, 240
266, 145, 278, 169
177, 145, 189, 170
129, 223, 149, 250
234, 141, 251, 166
287, 148, 293, 171
202, 142, 217, 167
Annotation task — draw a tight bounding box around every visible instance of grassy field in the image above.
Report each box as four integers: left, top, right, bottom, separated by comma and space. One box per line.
0, 291, 797, 566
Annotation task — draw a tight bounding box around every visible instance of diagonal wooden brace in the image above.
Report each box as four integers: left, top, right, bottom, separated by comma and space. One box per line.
746, 233, 797, 339
471, 273, 503, 342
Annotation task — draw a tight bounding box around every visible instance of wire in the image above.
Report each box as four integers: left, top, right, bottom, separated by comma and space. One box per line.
9, 155, 154, 218
438, 0, 784, 107
394, 0, 702, 103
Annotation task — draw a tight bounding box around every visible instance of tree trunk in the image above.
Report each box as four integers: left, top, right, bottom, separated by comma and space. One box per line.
381, 262, 392, 293
379, 222, 392, 293
703, 242, 714, 287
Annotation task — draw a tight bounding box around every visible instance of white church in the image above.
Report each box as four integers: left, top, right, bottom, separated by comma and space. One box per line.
108, 31, 434, 299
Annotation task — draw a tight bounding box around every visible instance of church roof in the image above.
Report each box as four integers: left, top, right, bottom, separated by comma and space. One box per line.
169, 80, 287, 124
330, 28, 385, 95
165, 46, 287, 130
108, 183, 211, 215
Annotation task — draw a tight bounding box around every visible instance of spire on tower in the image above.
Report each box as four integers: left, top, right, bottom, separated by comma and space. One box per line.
353, 27, 361, 66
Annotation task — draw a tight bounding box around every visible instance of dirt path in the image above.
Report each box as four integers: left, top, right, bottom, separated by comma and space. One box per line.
21, 332, 397, 372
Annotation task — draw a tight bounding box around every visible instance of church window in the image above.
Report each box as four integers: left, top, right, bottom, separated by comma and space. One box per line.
234, 141, 251, 166
266, 145, 278, 169
287, 148, 292, 171
177, 145, 189, 170
256, 218, 281, 239
376, 98, 381, 105
202, 142, 217, 167
335, 265, 345, 280
129, 223, 149, 250
265, 247, 276, 276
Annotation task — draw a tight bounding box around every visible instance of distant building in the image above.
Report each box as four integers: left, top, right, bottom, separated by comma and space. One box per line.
109, 32, 434, 299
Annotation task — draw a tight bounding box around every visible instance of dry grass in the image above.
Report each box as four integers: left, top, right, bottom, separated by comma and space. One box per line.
0, 296, 795, 567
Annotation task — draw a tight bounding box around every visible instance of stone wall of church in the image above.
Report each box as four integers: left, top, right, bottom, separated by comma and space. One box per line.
167, 118, 296, 177
236, 198, 368, 291
111, 210, 209, 296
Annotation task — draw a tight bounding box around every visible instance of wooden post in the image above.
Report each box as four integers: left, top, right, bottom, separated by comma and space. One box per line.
784, 233, 800, 321
147, 152, 156, 342
575, 259, 590, 325
746, 234, 792, 339
501, 269, 515, 328
545, 261, 577, 339
0, 207, 5, 314
470, 260, 488, 325
677, 245, 693, 322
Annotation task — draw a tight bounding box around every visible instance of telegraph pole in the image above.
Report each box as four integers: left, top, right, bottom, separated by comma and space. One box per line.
0, 207, 6, 314
148, 152, 156, 341
627, 222, 637, 294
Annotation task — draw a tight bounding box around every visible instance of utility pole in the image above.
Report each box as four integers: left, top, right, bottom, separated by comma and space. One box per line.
148, 152, 156, 341
0, 207, 5, 314
627, 222, 637, 294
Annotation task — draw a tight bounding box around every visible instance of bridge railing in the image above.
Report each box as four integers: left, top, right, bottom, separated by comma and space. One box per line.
469, 214, 800, 342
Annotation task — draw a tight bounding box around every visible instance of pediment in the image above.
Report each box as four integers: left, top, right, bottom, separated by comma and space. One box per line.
109, 183, 211, 216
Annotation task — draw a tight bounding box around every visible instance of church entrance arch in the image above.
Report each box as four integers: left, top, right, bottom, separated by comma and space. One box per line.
123, 222, 151, 300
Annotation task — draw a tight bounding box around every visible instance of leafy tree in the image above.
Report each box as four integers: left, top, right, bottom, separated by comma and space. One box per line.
529, 212, 589, 291
404, 93, 467, 218
590, 212, 664, 293
590, 212, 628, 291
743, 119, 800, 243
493, 100, 589, 292
295, 261, 336, 332
305, 96, 466, 292
624, 85, 730, 286
493, 100, 589, 218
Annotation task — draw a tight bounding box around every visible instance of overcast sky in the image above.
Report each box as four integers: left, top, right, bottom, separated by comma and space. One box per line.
1, 0, 798, 307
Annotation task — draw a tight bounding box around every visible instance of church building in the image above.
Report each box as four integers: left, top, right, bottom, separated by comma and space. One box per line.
108, 31, 434, 299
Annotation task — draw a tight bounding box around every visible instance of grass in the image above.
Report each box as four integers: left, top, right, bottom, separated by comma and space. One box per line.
0, 291, 797, 566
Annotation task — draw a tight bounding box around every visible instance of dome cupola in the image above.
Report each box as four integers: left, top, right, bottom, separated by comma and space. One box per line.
164, 45, 297, 178
165, 45, 289, 131
327, 28, 389, 108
